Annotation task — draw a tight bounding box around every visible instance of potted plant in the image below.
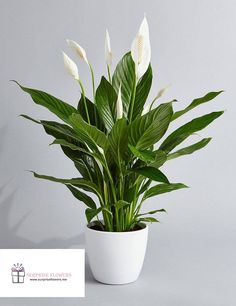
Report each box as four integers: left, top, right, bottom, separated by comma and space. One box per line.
15, 17, 223, 285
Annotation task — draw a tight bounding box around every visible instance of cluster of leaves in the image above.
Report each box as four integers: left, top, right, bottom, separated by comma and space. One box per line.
17, 52, 223, 231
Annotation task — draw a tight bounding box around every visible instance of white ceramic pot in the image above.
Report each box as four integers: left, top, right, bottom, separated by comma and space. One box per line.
85, 223, 148, 285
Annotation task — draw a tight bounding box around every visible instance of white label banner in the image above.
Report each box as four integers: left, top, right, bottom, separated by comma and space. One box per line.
0, 249, 85, 297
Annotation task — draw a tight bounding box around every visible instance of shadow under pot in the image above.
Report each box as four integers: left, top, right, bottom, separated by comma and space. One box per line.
85, 222, 148, 285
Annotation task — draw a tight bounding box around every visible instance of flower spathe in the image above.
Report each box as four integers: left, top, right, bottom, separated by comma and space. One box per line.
105, 29, 112, 66
62, 52, 79, 80
141, 85, 170, 115
131, 16, 151, 80
155, 85, 170, 100
66, 39, 89, 65
116, 85, 123, 119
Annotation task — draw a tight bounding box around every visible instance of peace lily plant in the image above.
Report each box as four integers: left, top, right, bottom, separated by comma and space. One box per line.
16, 17, 223, 233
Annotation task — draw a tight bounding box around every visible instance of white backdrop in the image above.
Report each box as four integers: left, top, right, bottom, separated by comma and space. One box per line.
0, 0, 235, 305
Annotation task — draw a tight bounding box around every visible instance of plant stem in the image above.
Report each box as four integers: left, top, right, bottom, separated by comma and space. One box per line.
128, 78, 137, 122
89, 63, 95, 99
89, 63, 98, 127
107, 65, 112, 83
103, 182, 113, 231
78, 80, 90, 124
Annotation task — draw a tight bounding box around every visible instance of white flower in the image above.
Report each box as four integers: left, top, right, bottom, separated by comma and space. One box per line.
116, 85, 123, 119
105, 29, 112, 66
66, 39, 89, 65
142, 85, 170, 115
155, 85, 170, 100
62, 52, 79, 80
131, 16, 151, 80
141, 104, 151, 116
96, 146, 104, 174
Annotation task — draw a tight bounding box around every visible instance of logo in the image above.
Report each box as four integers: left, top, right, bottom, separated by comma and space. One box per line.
11, 263, 25, 284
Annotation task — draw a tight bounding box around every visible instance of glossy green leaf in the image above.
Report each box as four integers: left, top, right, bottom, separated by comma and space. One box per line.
129, 102, 173, 150
160, 111, 224, 153
66, 185, 97, 209
138, 179, 152, 195
86, 207, 102, 223
69, 113, 108, 151
137, 209, 166, 217
114, 200, 131, 211
85, 207, 112, 223
138, 217, 159, 223
131, 167, 169, 184
51, 138, 86, 151
132, 65, 153, 120
172, 91, 223, 121
15, 81, 78, 124
78, 95, 105, 131
21, 115, 97, 180
61, 146, 99, 182
108, 118, 129, 163
143, 183, 188, 200
95, 76, 117, 131
167, 137, 212, 160
112, 52, 135, 116
21, 114, 80, 144
149, 150, 167, 168
128, 145, 156, 162
32, 172, 103, 203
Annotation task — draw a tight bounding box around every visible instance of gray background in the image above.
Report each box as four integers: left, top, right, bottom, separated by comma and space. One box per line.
0, 0, 235, 305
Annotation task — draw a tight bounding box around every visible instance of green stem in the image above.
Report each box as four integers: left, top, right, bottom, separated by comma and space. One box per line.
103, 182, 113, 231
89, 63, 98, 127
78, 79, 90, 124
89, 63, 95, 99
107, 65, 112, 83
128, 78, 137, 122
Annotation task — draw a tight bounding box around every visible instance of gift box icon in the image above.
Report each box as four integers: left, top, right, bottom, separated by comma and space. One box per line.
11, 263, 25, 283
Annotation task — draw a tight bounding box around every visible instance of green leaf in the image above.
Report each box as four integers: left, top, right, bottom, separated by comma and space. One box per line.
20, 114, 40, 124
85, 207, 112, 223
160, 111, 224, 153
138, 217, 159, 223
149, 150, 167, 168
143, 183, 188, 200
132, 65, 153, 120
21, 114, 80, 144
21, 115, 97, 181
61, 146, 100, 182
167, 137, 212, 160
15, 81, 78, 124
51, 138, 104, 181
85, 207, 102, 223
138, 179, 152, 195
137, 209, 166, 217
21, 115, 103, 184
128, 145, 156, 162
112, 52, 136, 116
66, 185, 96, 209
108, 118, 129, 163
95, 76, 117, 132
77, 95, 105, 131
172, 91, 223, 121
124, 185, 136, 203
51, 138, 85, 151
69, 113, 108, 151
129, 102, 173, 150
114, 200, 131, 211
32, 172, 103, 203
131, 167, 169, 184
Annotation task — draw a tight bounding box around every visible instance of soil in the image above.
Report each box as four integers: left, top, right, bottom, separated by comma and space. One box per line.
89, 223, 145, 232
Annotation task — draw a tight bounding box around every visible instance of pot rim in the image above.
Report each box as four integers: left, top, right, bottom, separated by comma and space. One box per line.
86, 221, 148, 235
